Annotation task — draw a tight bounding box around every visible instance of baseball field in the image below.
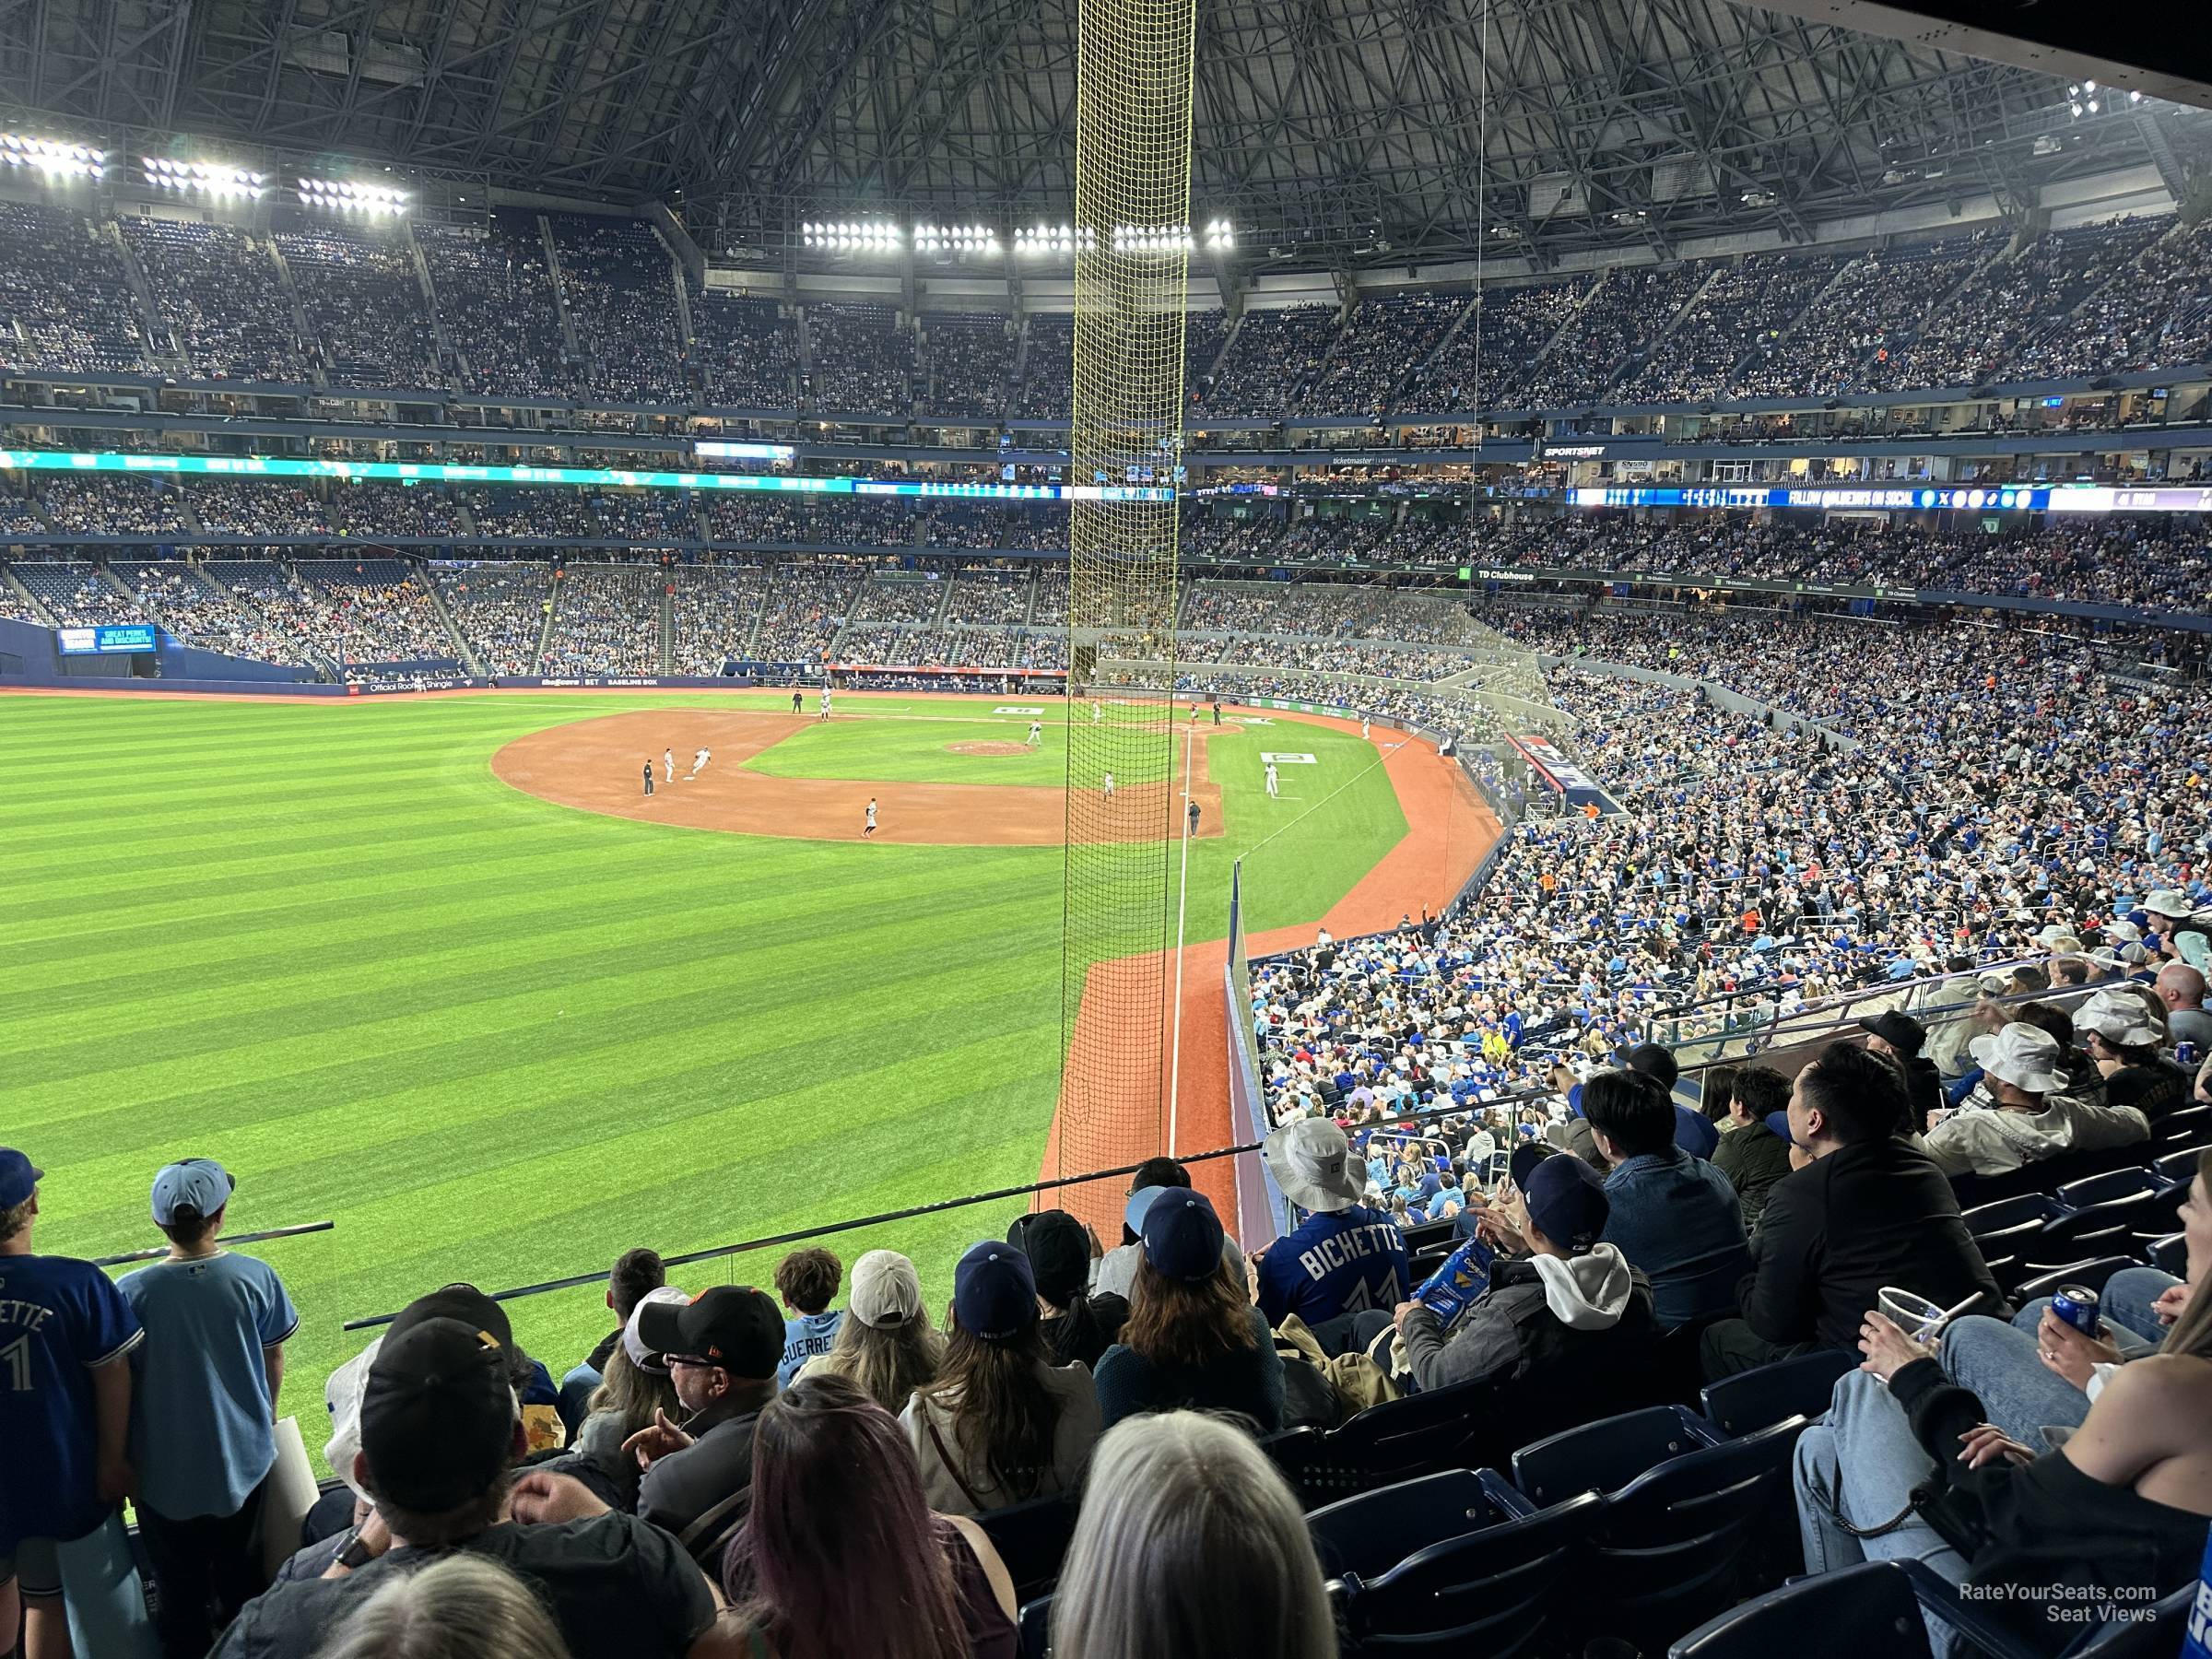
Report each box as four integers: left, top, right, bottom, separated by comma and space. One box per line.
1, 687, 1473, 1450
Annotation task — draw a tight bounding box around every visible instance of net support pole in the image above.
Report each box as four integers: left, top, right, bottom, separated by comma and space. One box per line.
1168, 721, 1195, 1153
1054, 0, 1200, 1194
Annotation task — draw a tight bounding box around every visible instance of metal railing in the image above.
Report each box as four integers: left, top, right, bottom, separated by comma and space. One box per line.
90, 1220, 334, 1268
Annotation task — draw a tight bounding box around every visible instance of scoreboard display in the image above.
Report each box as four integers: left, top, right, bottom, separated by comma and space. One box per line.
56, 623, 159, 654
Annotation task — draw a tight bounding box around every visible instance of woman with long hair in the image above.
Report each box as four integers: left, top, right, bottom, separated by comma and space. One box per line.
1048, 1411, 1335, 1659
1006, 1208, 1125, 1370
794, 1249, 944, 1414
573, 1288, 686, 1505
902, 1240, 1101, 1514
1794, 1148, 2212, 1653
1092, 1192, 1284, 1431
724, 1373, 1017, 1659
314, 1555, 573, 1659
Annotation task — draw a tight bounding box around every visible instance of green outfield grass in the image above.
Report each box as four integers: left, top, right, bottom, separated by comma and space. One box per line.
0, 689, 1403, 1463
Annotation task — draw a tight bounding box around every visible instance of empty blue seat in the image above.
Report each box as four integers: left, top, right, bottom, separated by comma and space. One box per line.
1332, 1488, 1601, 1656
1513, 1408, 1809, 1649
1964, 1194, 2064, 1236
2011, 1256, 2142, 1306
2147, 1231, 2186, 1278
2020, 1190, 2188, 1277
2055, 1168, 2155, 1210
1670, 1560, 1932, 1658
2153, 1147, 2201, 1186
1898, 1559, 2194, 1656
1306, 1467, 1510, 1580
1700, 1348, 1855, 1438
1512, 1405, 1721, 1506
2152, 1104, 2212, 1149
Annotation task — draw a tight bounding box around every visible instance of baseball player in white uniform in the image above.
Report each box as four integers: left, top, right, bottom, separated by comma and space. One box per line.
1091, 700, 1102, 724
664, 747, 675, 783
1360, 714, 1371, 741
818, 687, 832, 721
1265, 761, 1279, 798
1101, 771, 1114, 799
1027, 721, 1043, 747
864, 797, 878, 838
688, 747, 711, 779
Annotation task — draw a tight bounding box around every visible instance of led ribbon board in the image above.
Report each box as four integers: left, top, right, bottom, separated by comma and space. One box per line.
0, 450, 1171, 502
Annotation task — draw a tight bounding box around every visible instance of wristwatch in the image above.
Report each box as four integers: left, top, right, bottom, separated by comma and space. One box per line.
335, 1531, 380, 1571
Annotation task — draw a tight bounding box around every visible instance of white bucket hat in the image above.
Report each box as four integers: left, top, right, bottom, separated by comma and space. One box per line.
1263, 1117, 1367, 1213
1969, 1022, 2070, 1095
2073, 987, 2164, 1048
2146, 888, 2195, 920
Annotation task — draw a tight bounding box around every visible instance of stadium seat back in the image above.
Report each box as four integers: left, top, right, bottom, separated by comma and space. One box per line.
1668, 1559, 1933, 1659
1335, 1490, 1601, 1656
1700, 1347, 1855, 1437
973, 1491, 1077, 1602
2055, 1168, 2155, 1209
2012, 1256, 2147, 1306
2152, 1105, 2212, 1151
1510, 1405, 1718, 1507
1016, 1594, 1053, 1659
2153, 1148, 2202, 1186
2023, 1192, 2184, 1274
1963, 1194, 2064, 1236
2147, 1232, 2186, 1279
1306, 1468, 1500, 1580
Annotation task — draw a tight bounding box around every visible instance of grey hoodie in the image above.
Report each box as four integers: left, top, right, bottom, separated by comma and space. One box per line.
1396, 1244, 1653, 1394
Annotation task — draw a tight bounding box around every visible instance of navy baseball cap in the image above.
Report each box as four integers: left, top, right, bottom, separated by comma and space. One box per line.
1523, 1155, 1609, 1253
0, 1149, 41, 1209
1765, 1111, 1798, 1148
1141, 1191, 1226, 1284
954, 1241, 1038, 1341
150, 1159, 234, 1224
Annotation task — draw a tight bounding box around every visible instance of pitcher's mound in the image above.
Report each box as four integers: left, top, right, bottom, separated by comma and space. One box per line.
947, 741, 1031, 757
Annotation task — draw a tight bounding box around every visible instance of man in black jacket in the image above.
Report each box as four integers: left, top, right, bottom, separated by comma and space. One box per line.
1858, 1009, 1943, 1135
1700, 1042, 2006, 1381
628, 1287, 782, 1571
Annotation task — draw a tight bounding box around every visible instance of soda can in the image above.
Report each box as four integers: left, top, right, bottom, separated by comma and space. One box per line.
1413, 1235, 1498, 1330
2050, 1285, 2102, 1339
2179, 1041, 2200, 1070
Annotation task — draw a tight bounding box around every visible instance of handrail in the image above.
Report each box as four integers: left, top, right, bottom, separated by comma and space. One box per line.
90, 1219, 334, 1268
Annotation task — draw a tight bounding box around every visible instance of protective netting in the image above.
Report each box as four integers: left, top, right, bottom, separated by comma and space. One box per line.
1055, 0, 1199, 1187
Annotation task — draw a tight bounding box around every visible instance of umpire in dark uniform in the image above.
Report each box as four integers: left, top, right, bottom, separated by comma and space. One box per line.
643, 760, 654, 796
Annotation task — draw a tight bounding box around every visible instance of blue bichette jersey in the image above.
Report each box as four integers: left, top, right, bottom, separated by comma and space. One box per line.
0, 1253, 144, 1548
1255, 1206, 1410, 1328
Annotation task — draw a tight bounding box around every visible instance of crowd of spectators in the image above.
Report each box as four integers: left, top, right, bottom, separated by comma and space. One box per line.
1199, 305, 1344, 419
293, 559, 461, 663
190, 483, 333, 538
550, 218, 686, 404
39, 477, 188, 535
750, 561, 865, 662
1414, 276, 1588, 413
700, 497, 915, 548
1618, 252, 1851, 405
463, 488, 600, 540
921, 313, 1018, 418
0, 200, 148, 377
1014, 312, 1074, 419
805, 303, 913, 414
1301, 292, 1466, 419
539, 565, 665, 676
1730, 233, 1994, 401
274, 220, 440, 389
332, 483, 460, 539
418, 218, 575, 400
689, 291, 800, 408
122, 217, 306, 383
942, 568, 1032, 624
8, 557, 144, 626
592, 492, 699, 542
124, 559, 316, 665
918, 505, 1056, 552
851, 573, 947, 625
668, 563, 766, 673
432, 560, 553, 674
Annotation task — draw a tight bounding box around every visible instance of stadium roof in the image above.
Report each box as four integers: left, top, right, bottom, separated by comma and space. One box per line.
1, 0, 2203, 265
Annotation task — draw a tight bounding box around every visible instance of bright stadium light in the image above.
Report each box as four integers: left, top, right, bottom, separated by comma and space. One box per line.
1204, 218, 1235, 250
142, 157, 265, 198
1111, 223, 1194, 255
0, 132, 106, 179
296, 177, 408, 214
801, 218, 900, 252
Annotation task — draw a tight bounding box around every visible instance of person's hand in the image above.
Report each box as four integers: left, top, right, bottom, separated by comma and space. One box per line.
1475, 1209, 1527, 1256
1083, 1223, 1104, 1261
352, 1508, 392, 1558
2035, 1309, 2122, 1390
1391, 1300, 1422, 1333
2153, 1282, 2190, 1325
624, 1406, 695, 1469
1857, 1310, 1936, 1382
508, 1470, 612, 1525
96, 1457, 134, 1506
1956, 1424, 2035, 1470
